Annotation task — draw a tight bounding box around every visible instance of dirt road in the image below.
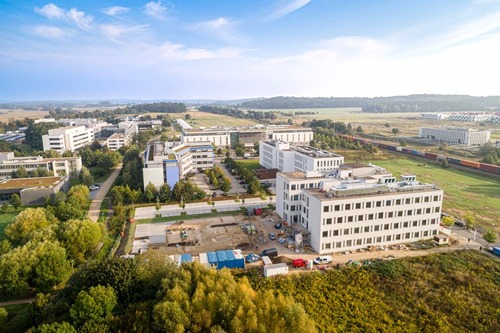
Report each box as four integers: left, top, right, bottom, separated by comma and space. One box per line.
87, 164, 122, 222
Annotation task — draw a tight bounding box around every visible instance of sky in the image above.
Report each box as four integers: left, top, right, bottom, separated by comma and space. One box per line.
1, 0, 500, 101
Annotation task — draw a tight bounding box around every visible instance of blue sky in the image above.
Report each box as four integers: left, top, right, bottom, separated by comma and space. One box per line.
1, 0, 500, 100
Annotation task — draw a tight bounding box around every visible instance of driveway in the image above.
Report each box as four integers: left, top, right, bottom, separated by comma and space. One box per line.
87, 163, 122, 222
214, 160, 247, 194
190, 172, 214, 195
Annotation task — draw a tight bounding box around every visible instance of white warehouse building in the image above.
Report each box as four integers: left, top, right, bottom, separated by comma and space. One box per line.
260, 140, 344, 173
42, 126, 94, 153
418, 127, 490, 146
276, 163, 443, 254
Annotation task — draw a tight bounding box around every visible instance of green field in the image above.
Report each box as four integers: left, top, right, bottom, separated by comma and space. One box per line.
0, 208, 23, 241
370, 155, 500, 231
237, 159, 261, 171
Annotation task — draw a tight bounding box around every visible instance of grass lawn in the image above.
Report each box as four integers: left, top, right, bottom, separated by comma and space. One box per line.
0, 207, 24, 241
237, 159, 261, 171
369, 155, 500, 232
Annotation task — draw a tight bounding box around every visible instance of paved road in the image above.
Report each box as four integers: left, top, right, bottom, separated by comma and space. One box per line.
450, 226, 500, 247
88, 163, 122, 222
0, 298, 35, 307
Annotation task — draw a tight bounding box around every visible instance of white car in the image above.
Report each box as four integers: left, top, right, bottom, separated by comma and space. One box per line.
89, 185, 100, 191
313, 256, 333, 265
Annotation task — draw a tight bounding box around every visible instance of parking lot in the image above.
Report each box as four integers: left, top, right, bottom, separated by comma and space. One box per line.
214, 160, 247, 194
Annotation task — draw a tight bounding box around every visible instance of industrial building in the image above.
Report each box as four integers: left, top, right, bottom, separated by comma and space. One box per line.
275, 163, 443, 254
418, 127, 490, 146
142, 141, 214, 190
0, 152, 82, 179
181, 124, 313, 147
259, 140, 344, 172
42, 126, 94, 153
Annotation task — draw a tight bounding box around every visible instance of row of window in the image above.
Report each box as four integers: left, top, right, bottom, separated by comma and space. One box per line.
322, 195, 442, 213
321, 207, 441, 225
321, 229, 438, 250
321, 219, 438, 238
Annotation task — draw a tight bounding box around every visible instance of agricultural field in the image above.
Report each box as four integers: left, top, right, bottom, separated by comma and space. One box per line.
0, 109, 49, 122
368, 155, 500, 232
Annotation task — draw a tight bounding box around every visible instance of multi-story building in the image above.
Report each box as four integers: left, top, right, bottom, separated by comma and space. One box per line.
420, 113, 449, 120
58, 118, 110, 137
447, 113, 490, 122
181, 125, 313, 147
142, 141, 214, 190
276, 163, 443, 254
0, 152, 82, 178
260, 140, 344, 172
42, 126, 94, 153
418, 127, 490, 146
106, 133, 133, 151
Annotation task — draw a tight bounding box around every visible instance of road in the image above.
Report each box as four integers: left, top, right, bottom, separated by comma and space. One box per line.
450, 226, 500, 248
87, 163, 122, 222
0, 298, 35, 307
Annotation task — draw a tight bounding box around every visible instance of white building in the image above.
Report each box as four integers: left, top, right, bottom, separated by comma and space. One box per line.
58, 118, 109, 137
106, 133, 133, 151
142, 141, 214, 190
418, 127, 490, 146
42, 126, 94, 153
447, 113, 490, 122
260, 140, 344, 173
420, 113, 449, 120
181, 125, 313, 147
276, 164, 443, 254
0, 152, 82, 178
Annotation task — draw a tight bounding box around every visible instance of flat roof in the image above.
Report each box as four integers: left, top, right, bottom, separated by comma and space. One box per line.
0, 177, 63, 189
340, 163, 372, 169
278, 171, 325, 181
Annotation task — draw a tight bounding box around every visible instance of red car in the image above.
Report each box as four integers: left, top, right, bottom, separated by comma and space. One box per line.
292, 258, 308, 268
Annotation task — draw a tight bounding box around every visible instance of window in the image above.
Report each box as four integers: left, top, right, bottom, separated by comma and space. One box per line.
346, 240, 352, 247
407, 210, 413, 216
356, 203, 361, 209
433, 195, 439, 201
337, 217, 343, 224
386, 200, 392, 206
358, 215, 364, 221
366, 238, 372, 244
300, 184, 305, 189
323, 206, 330, 213
415, 197, 420, 203
356, 239, 362, 245
368, 214, 374, 220
422, 219, 427, 226
393, 223, 399, 229
333, 230, 339, 236
432, 230, 437, 235
386, 235, 391, 241
398, 211, 403, 217
291, 185, 296, 190
376, 236, 382, 242
378, 212, 384, 219
403, 222, 409, 228
384, 224, 390, 230
414, 232, 420, 238
322, 231, 328, 237
334, 205, 341, 211
326, 218, 332, 225
364, 226, 370, 232
336, 241, 342, 248
431, 218, 437, 224
435, 207, 440, 213
424, 196, 430, 202
344, 228, 350, 235
374, 225, 380, 231
405, 232, 411, 239
396, 199, 401, 205
405, 198, 411, 204
348, 216, 354, 222
416, 209, 422, 214
366, 202, 372, 208
413, 221, 418, 227
354, 227, 360, 234
376, 201, 382, 207
396, 234, 401, 240
426, 208, 431, 214
423, 231, 429, 237
388, 212, 394, 218
345, 204, 351, 210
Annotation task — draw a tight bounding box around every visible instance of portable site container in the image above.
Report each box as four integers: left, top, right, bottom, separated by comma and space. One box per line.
180, 254, 192, 265
216, 250, 228, 269
199, 252, 209, 269
207, 251, 218, 269
264, 263, 289, 277
232, 249, 246, 269
261, 256, 272, 266
224, 250, 236, 268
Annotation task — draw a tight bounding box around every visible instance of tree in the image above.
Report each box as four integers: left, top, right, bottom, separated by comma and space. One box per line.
145, 182, 158, 203
1, 201, 8, 214
61, 219, 102, 263
234, 144, 245, 157
184, 114, 192, 120
70, 285, 117, 327
33, 241, 72, 292
32, 322, 77, 333
0, 307, 7, 329
384, 123, 390, 128
219, 176, 232, 193
111, 186, 126, 206
155, 196, 161, 212
159, 183, 171, 203
392, 128, 399, 137
55, 202, 83, 222
5, 207, 51, 242
79, 167, 94, 187
464, 212, 475, 230
483, 230, 498, 245
356, 126, 364, 134
67, 185, 90, 207
10, 193, 22, 210
441, 216, 454, 228
127, 188, 141, 206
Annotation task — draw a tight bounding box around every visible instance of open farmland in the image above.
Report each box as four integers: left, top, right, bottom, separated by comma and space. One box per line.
368, 155, 500, 232
170, 111, 258, 127
0, 109, 49, 121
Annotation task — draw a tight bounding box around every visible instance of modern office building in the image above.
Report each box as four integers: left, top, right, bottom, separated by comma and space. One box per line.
260, 140, 344, 172
106, 133, 133, 151
58, 118, 110, 137
181, 125, 313, 147
0, 176, 70, 205
447, 113, 490, 122
418, 127, 490, 146
0, 152, 82, 179
276, 163, 443, 254
420, 113, 449, 120
42, 126, 94, 153
142, 141, 214, 190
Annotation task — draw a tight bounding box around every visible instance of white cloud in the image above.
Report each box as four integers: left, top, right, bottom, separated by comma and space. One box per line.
34, 3, 93, 31
191, 17, 239, 41
100, 24, 148, 42
158, 42, 247, 61
35, 3, 65, 19
144, 1, 169, 19
33, 26, 72, 39
103, 6, 129, 17
266, 0, 311, 21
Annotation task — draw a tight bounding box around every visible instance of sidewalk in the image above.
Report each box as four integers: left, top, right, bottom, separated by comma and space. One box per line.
135, 196, 275, 220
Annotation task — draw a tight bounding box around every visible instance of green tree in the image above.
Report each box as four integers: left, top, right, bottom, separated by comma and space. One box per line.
392, 128, 399, 137
441, 216, 454, 228
219, 176, 232, 193
10, 193, 22, 210
111, 186, 126, 206
70, 285, 117, 327
483, 230, 498, 245
127, 188, 141, 207
1, 201, 8, 214
356, 126, 364, 134
33, 241, 72, 291
0, 307, 7, 328
67, 185, 90, 207
159, 183, 171, 203
5, 207, 51, 242
55, 202, 83, 222
32, 322, 77, 333
145, 182, 158, 203
184, 114, 192, 120
61, 219, 102, 263
384, 123, 390, 128
464, 212, 475, 230
234, 144, 245, 157
79, 167, 94, 187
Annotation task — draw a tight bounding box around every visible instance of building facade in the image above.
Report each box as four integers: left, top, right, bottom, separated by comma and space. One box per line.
0, 152, 82, 179
42, 126, 94, 153
260, 140, 344, 173
418, 127, 490, 146
0, 176, 70, 205
106, 133, 133, 151
142, 141, 214, 190
276, 164, 443, 254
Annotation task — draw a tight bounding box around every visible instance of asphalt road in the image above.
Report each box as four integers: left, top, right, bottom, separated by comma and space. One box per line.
87, 163, 122, 222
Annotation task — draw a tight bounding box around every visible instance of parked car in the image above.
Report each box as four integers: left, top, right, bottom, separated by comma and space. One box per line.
274, 223, 282, 230
89, 184, 100, 191
455, 220, 466, 227
292, 258, 308, 268
239, 180, 246, 184
268, 232, 276, 240
245, 253, 260, 263
313, 255, 333, 265
259, 248, 278, 259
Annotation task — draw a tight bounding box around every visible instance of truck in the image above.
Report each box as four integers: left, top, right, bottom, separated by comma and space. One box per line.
264, 263, 289, 277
